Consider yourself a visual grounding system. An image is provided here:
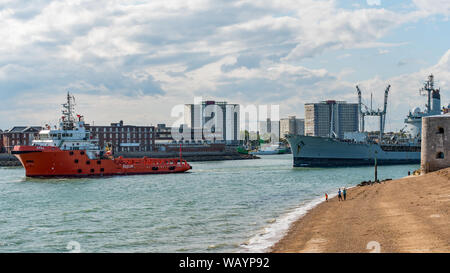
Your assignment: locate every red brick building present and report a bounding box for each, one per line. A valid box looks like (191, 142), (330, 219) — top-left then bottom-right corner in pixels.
(85, 121), (156, 152)
(1, 122), (227, 154)
(2, 126), (42, 153)
(155, 124), (172, 141)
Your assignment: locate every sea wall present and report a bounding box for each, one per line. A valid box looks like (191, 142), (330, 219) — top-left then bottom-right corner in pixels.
(0, 151), (258, 167)
(421, 114), (450, 173)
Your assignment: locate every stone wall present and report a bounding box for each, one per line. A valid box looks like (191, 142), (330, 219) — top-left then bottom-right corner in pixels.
(421, 115), (450, 173)
(0, 153), (21, 166)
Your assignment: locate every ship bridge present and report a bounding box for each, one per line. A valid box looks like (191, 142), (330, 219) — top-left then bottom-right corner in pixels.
(31, 92), (101, 158)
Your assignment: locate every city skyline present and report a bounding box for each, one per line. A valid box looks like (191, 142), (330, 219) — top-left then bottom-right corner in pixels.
(0, 0), (449, 131)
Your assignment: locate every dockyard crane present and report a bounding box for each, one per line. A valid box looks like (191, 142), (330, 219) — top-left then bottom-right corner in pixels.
(356, 85), (364, 132)
(381, 85), (390, 138)
(356, 84), (390, 142)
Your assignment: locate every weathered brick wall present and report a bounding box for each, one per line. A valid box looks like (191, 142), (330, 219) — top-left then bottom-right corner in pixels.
(421, 115), (450, 173)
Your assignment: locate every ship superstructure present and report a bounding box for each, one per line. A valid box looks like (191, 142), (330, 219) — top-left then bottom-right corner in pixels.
(287, 74), (443, 167)
(12, 93), (192, 177)
(32, 93), (102, 158)
(403, 74), (441, 140)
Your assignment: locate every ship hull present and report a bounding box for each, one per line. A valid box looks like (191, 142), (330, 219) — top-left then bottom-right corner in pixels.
(287, 135), (420, 167)
(293, 157), (420, 167)
(12, 146), (191, 177)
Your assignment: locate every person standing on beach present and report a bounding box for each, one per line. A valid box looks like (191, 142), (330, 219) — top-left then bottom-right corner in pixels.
(338, 188), (342, 201)
(343, 188), (347, 201)
(325, 193), (328, 202)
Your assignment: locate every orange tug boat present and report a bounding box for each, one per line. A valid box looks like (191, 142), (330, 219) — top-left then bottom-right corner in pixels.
(12, 93), (192, 177)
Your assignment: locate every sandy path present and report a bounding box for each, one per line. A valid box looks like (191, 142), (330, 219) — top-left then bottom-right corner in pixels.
(271, 168), (450, 253)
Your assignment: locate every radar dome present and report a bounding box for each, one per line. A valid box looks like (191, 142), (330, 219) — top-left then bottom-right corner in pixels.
(413, 107), (421, 114)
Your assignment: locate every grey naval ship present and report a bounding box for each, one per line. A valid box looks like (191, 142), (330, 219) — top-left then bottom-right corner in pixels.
(287, 74), (445, 167)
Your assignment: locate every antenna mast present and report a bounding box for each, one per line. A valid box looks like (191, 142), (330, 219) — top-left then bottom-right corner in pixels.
(61, 92), (76, 130)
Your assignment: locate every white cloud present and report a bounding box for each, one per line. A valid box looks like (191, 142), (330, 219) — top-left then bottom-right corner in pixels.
(412, 0), (450, 16)
(367, 0), (381, 6)
(0, 0), (448, 129)
(355, 49), (450, 131)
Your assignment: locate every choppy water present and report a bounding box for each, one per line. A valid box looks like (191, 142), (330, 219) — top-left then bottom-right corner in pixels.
(0, 155), (418, 253)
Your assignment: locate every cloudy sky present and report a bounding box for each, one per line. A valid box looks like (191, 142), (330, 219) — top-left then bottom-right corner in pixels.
(0, 0), (449, 131)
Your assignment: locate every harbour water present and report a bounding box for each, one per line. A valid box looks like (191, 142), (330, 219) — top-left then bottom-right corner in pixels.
(0, 154), (418, 253)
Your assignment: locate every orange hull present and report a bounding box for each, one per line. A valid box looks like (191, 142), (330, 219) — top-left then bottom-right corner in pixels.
(12, 146), (192, 177)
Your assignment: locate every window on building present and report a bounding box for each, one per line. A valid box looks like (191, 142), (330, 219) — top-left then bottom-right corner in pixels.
(437, 127), (444, 134)
(436, 152), (445, 159)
